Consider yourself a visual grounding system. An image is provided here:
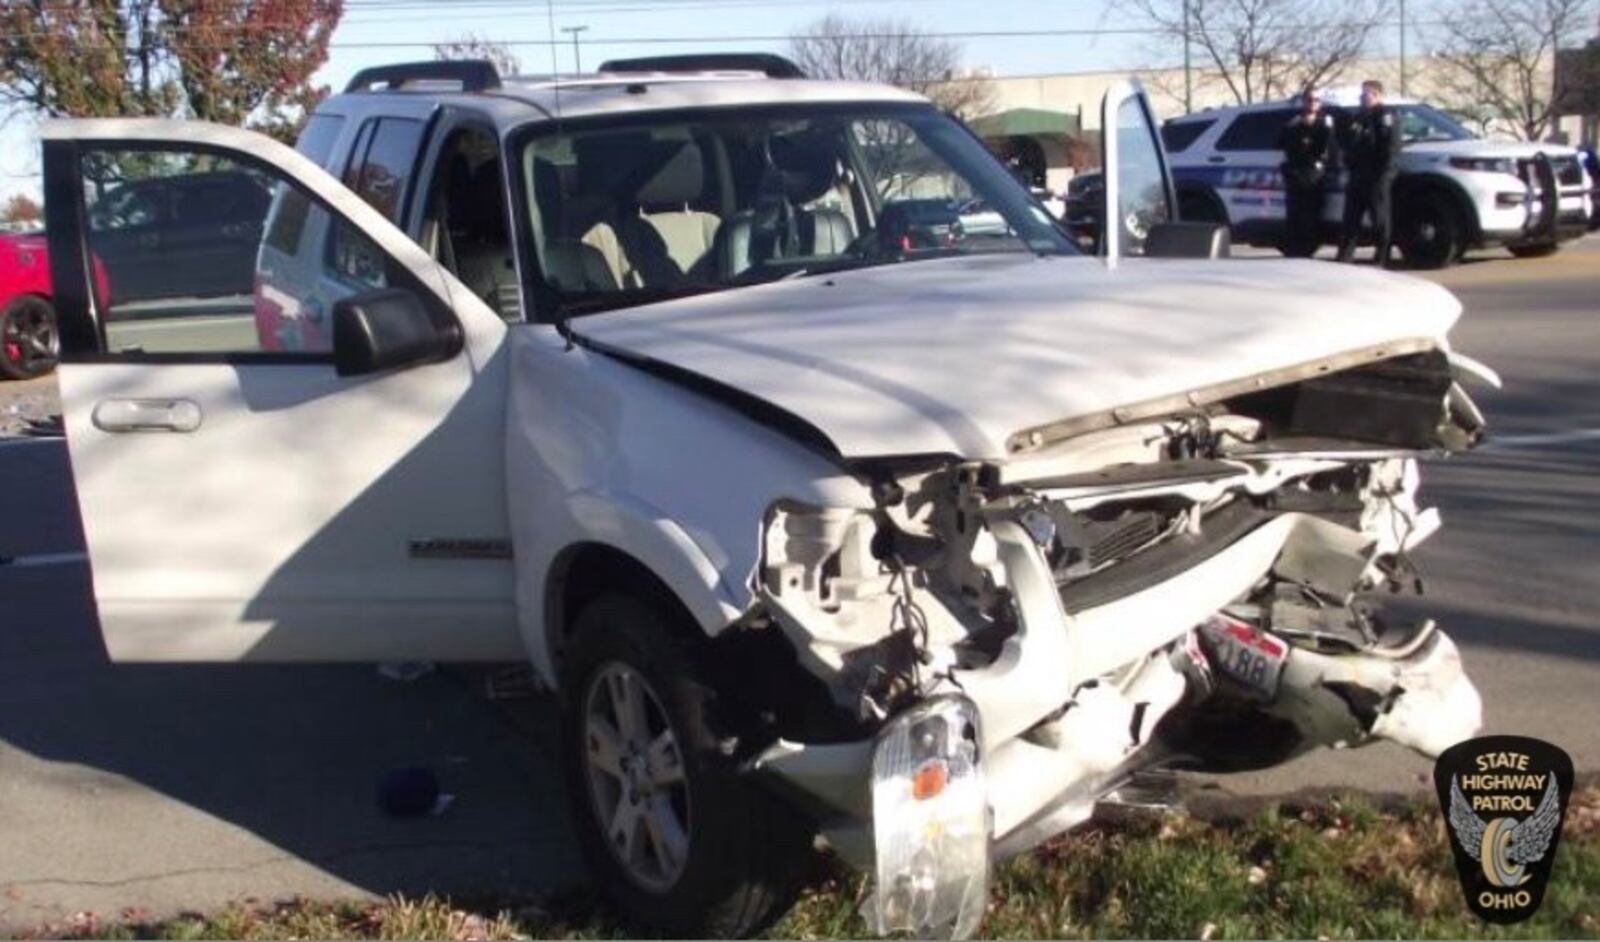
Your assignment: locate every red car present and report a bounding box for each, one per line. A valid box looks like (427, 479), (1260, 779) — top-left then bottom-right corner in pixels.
(0, 230), (59, 380)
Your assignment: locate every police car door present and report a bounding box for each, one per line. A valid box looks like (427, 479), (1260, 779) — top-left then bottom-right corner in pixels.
(1100, 81), (1178, 261)
(1208, 106), (1297, 233)
(41, 119), (520, 663)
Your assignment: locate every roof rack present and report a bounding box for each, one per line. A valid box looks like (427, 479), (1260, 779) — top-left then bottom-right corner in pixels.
(345, 60), (502, 94)
(596, 53), (806, 79)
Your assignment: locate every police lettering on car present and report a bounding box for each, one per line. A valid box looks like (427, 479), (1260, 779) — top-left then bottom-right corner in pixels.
(1337, 79), (1403, 266)
(1277, 87), (1336, 258)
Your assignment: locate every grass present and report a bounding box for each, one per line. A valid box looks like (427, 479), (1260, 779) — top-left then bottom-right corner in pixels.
(24, 784), (1600, 940)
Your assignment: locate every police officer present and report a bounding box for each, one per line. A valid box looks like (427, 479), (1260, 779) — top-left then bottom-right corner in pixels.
(1337, 79), (1402, 265)
(1278, 87), (1336, 258)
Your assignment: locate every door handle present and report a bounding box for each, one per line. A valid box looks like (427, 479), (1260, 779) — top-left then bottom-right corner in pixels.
(92, 398), (203, 433)
(1208, 156), (1227, 164)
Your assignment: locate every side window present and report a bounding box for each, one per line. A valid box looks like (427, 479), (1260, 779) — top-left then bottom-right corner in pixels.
(1160, 119), (1214, 154)
(80, 145), (420, 356)
(1112, 94), (1173, 255)
(423, 126), (520, 320)
(329, 117), (425, 292)
(347, 117), (425, 222)
(295, 113), (347, 169)
(263, 114), (347, 257)
(1216, 110), (1295, 151)
(87, 183), (164, 232)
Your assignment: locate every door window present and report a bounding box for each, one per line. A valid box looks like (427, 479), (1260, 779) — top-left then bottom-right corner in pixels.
(1111, 95), (1173, 254)
(1160, 119), (1215, 154)
(1215, 110), (1296, 151)
(346, 117), (425, 222)
(78, 146), (406, 356)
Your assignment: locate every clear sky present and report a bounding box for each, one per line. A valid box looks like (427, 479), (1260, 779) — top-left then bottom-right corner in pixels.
(0, 0), (1420, 202)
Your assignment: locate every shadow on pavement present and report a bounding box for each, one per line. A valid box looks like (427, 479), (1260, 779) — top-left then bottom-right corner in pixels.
(0, 441), (585, 927)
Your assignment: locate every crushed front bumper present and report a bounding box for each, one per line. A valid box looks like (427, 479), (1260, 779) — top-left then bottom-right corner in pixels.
(755, 509), (1482, 870)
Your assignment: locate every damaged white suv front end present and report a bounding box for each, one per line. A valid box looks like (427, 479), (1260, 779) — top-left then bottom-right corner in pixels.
(747, 345), (1486, 936)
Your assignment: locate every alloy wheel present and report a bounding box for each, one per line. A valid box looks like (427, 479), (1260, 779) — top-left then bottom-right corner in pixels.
(2, 300), (58, 377)
(581, 662), (692, 892)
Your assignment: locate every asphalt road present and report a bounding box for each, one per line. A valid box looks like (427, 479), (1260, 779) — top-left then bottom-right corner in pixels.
(2, 238), (1598, 930)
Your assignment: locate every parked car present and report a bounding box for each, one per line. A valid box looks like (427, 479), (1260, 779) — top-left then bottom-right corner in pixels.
(1162, 90), (1595, 267)
(1063, 169), (1105, 250)
(0, 231), (59, 380)
(37, 59), (1488, 939)
(0, 170), (267, 380)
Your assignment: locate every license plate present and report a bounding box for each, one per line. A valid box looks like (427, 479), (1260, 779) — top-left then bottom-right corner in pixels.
(1199, 615), (1288, 700)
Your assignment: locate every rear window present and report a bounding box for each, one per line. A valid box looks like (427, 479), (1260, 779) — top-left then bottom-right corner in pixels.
(265, 114), (348, 254)
(1160, 119), (1214, 154)
(295, 113), (346, 169)
(1215, 110), (1295, 151)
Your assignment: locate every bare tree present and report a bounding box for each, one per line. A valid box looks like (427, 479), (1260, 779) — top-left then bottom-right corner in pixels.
(789, 14), (994, 117)
(1133, 0), (1391, 105)
(1432, 0), (1595, 140)
(434, 33), (521, 78)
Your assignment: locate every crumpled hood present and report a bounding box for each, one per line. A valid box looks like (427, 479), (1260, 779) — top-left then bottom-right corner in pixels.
(574, 253), (1462, 460)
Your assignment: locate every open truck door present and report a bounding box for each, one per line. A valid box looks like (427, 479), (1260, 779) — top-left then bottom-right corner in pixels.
(1100, 81), (1226, 262)
(41, 119), (521, 662)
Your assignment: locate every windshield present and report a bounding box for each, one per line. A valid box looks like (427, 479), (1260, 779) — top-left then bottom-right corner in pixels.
(517, 103), (1075, 319)
(1395, 104), (1476, 144)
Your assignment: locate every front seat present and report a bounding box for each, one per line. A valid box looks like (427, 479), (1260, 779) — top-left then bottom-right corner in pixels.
(449, 158), (520, 319)
(721, 129), (855, 277)
(628, 141), (722, 284)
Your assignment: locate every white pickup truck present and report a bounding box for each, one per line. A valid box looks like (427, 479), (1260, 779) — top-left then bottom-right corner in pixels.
(38, 56), (1488, 938)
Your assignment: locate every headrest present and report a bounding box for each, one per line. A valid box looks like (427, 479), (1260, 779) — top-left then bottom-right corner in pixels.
(636, 141), (705, 207)
(574, 133), (653, 194)
(770, 129), (841, 204)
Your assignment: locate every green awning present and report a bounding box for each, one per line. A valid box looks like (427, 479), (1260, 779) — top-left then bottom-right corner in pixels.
(968, 108), (1081, 139)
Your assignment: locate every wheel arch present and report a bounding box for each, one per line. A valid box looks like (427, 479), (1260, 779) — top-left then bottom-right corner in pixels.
(539, 530), (743, 690)
(1176, 182), (1230, 225)
(1395, 173), (1482, 244)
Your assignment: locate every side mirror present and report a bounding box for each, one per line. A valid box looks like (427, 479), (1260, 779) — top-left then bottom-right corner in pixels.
(1144, 221), (1231, 259)
(333, 288), (462, 377)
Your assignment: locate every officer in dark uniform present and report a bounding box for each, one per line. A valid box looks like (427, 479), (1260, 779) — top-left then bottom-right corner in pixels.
(1277, 87), (1336, 257)
(1337, 79), (1403, 265)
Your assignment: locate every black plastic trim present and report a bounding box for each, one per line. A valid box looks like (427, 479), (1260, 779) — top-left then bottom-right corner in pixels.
(60, 351), (336, 366)
(1059, 500), (1275, 614)
(41, 139), (100, 356)
(346, 60), (501, 94)
(597, 53), (806, 79)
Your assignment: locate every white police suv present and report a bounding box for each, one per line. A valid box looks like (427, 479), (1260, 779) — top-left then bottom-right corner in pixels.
(1163, 89), (1596, 267)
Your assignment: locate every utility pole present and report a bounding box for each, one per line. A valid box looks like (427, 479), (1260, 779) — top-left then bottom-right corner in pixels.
(1183, 0), (1193, 113)
(562, 25), (590, 74)
(1398, 0), (1407, 96)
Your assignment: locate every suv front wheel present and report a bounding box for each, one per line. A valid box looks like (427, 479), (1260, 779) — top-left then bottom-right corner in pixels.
(559, 592), (812, 937)
(1396, 192), (1464, 269)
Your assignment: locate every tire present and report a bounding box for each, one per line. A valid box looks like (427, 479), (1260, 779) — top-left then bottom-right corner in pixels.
(559, 593), (811, 937)
(1508, 242), (1560, 258)
(1178, 189), (1226, 225)
(0, 295), (58, 381)
(1395, 193), (1463, 270)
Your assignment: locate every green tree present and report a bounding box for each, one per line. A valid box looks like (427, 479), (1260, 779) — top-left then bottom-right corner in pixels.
(0, 0), (343, 141)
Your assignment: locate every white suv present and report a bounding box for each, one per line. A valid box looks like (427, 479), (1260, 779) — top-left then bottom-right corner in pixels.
(1164, 90), (1595, 267)
(37, 61), (1488, 938)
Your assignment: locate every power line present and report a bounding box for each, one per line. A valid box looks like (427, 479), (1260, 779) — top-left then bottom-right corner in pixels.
(2, 19), (1462, 46)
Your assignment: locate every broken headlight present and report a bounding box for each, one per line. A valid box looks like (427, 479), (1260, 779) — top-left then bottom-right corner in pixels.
(870, 695), (990, 939)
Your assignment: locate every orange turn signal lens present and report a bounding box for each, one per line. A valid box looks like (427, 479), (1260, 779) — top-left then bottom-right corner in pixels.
(911, 759), (949, 801)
